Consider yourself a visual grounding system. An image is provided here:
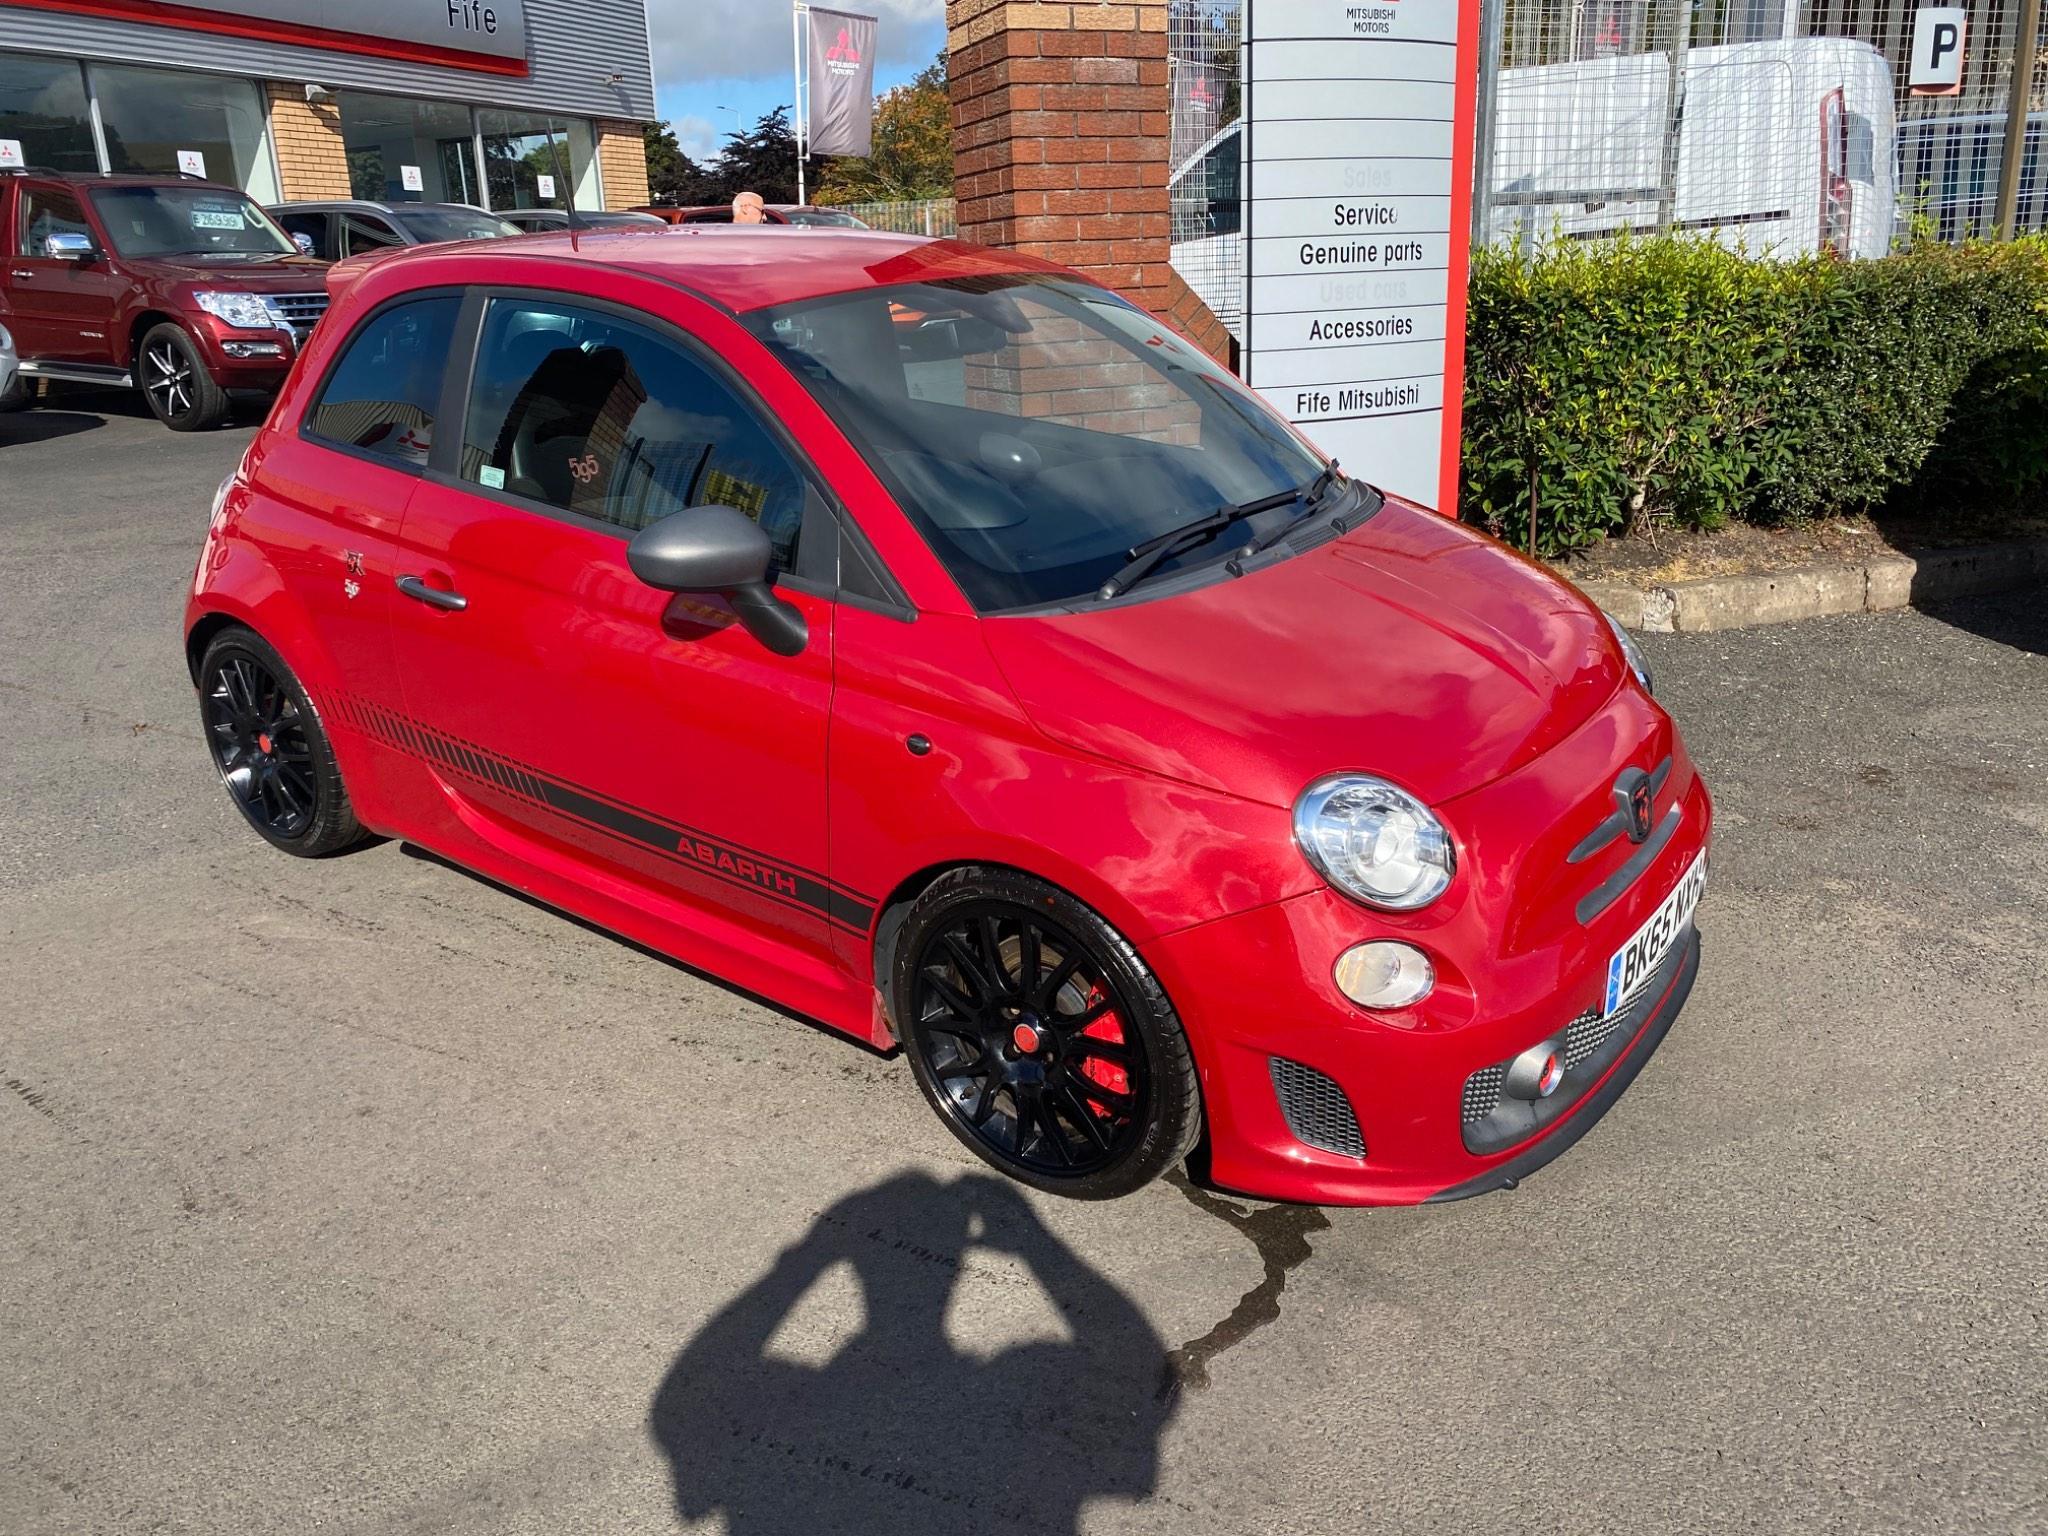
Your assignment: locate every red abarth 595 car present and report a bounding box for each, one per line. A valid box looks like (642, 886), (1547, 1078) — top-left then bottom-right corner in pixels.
(183, 228), (1710, 1206)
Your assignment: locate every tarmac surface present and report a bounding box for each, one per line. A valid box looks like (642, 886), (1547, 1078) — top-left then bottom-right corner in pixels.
(4, 391), (2044, 1534)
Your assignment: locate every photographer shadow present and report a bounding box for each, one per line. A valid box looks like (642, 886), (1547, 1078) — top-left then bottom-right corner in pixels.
(649, 1170), (1173, 1534)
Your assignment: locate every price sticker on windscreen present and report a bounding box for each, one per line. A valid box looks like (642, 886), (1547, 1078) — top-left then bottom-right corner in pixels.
(400, 164), (424, 192)
(536, 174), (556, 200)
(0, 138), (23, 170)
(177, 148), (206, 178)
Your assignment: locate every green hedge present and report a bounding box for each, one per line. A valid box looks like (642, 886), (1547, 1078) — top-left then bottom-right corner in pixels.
(1460, 234), (2048, 555)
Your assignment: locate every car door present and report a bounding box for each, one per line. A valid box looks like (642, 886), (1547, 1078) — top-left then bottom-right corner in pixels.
(8, 181), (123, 364)
(388, 289), (845, 972)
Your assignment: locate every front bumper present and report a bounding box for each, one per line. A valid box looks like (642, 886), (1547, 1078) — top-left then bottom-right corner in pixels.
(1140, 691), (1711, 1207)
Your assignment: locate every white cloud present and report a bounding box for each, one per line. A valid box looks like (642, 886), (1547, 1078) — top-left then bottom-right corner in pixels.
(646, 0), (944, 86)
(668, 113), (722, 160)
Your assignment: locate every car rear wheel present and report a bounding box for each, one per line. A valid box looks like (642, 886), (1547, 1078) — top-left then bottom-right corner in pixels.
(894, 868), (1201, 1199)
(197, 627), (365, 857)
(139, 322), (231, 431)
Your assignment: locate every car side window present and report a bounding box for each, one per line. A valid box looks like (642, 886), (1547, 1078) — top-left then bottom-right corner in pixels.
(342, 214), (404, 256)
(459, 298), (805, 570)
(20, 186), (92, 256)
(683, 210), (732, 224)
(275, 210), (328, 255)
(306, 295), (461, 467)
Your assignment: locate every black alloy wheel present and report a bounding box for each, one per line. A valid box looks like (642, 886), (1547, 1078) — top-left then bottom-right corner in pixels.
(897, 869), (1201, 1198)
(139, 322), (231, 431)
(196, 628), (365, 857)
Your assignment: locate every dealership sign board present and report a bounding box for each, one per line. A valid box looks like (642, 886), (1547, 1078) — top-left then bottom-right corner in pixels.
(1242, 0), (1480, 512)
(7, 0), (529, 73)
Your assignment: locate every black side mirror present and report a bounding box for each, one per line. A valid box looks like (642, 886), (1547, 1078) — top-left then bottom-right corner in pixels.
(627, 503), (808, 657)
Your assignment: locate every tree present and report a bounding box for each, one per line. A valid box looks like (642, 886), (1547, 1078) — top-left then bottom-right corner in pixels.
(718, 106), (800, 205)
(814, 53), (952, 205)
(642, 119), (725, 206)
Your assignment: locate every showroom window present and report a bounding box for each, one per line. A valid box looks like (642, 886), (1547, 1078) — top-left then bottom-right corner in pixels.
(337, 92), (482, 205)
(0, 53), (98, 173)
(90, 62), (278, 203)
(478, 110), (599, 213)
(0, 54), (278, 200)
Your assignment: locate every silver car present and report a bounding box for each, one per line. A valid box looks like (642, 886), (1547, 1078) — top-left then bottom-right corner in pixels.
(0, 321), (18, 409)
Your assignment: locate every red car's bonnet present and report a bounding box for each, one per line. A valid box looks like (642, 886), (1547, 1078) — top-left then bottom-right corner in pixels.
(979, 498), (1625, 809)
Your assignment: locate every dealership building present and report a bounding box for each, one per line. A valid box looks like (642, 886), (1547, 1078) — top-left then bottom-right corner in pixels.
(0, 0), (654, 214)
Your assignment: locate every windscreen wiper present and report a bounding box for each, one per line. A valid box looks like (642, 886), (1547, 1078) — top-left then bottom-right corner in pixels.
(1095, 467), (1337, 601)
(1231, 461), (1374, 567)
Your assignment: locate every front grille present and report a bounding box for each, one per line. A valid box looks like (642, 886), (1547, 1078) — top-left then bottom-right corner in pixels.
(1269, 1056), (1366, 1159)
(264, 291), (330, 341)
(1460, 1063), (1509, 1125)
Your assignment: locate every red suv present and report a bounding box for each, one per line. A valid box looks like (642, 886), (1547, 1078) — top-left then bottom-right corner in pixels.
(1, 171), (330, 430)
(183, 229), (1710, 1205)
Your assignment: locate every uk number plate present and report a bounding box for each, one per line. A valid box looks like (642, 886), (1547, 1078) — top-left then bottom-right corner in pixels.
(1602, 849), (1707, 1017)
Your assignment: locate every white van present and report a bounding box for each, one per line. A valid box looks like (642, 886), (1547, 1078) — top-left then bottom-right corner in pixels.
(1169, 37), (1899, 343)
(1486, 37), (1897, 259)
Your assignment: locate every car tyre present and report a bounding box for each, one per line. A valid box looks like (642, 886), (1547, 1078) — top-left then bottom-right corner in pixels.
(0, 370), (32, 412)
(893, 867), (1202, 1199)
(197, 626), (366, 857)
(139, 321), (231, 431)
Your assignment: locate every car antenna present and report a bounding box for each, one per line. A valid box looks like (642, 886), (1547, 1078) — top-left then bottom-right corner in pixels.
(545, 118), (578, 248)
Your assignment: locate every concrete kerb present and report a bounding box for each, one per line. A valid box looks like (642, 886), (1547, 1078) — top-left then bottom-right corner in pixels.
(1575, 539), (2048, 633)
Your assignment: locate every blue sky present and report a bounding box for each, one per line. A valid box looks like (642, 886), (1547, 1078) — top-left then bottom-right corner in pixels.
(646, 0), (947, 161)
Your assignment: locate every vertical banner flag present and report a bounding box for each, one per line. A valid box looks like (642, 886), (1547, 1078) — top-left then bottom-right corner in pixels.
(1170, 56), (1223, 173)
(807, 8), (879, 156)
(1241, 0), (1481, 513)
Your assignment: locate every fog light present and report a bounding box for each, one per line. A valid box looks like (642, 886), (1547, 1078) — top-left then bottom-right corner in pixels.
(1504, 1038), (1568, 1101)
(1333, 941), (1434, 1009)
(221, 340), (284, 358)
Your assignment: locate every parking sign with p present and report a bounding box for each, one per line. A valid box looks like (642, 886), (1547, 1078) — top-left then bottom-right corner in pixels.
(1910, 7), (1967, 95)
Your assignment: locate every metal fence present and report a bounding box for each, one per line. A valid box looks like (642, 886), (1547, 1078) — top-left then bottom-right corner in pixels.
(1163, 0), (2047, 347)
(821, 197), (957, 236)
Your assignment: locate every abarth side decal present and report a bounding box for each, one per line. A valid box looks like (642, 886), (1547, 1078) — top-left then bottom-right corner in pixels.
(321, 690), (875, 933)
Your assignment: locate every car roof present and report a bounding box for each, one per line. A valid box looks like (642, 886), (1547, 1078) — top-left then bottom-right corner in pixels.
(7, 170), (245, 191)
(363, 226), (1072, 313)
(266, 199), (488, 215)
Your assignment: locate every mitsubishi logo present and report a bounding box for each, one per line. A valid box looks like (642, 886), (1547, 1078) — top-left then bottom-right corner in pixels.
(826, 26), (860, 62)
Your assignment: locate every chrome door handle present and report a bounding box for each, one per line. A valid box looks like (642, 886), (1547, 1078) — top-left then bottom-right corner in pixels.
(395, 574), (467, 611)
(10, 270), (32, 279)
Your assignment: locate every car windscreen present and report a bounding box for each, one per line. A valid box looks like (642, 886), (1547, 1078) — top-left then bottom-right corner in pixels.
(88, 186), (297, 259)
(782, 209), (866, 227)
(743, 276), (1323, 611)
(391, 207), (522, 242)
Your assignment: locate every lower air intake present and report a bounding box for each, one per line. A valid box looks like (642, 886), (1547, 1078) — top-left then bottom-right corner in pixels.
(1269, 1056), (1366, 1159)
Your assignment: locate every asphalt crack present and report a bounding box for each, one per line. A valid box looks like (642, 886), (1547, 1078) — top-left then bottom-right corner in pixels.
(1156, 1172), (1329, 1403)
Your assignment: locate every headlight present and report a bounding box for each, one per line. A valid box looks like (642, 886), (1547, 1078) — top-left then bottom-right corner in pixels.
(1293, 774), (1456, 910)
(194, 291), (277, 329)
(1604, 611), (1653, 695)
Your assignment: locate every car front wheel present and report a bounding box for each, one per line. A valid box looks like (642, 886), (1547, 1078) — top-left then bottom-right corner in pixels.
(139, 322), (231, 431)
(197, 626), (366, 857)
(893, 868), (1202, 1199)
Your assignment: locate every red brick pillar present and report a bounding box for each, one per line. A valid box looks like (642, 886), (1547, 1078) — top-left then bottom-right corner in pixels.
(948, 0), (1232, 366)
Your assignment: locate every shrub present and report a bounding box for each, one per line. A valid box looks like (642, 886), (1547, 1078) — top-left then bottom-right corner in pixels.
(1460, 233), (2048, 556)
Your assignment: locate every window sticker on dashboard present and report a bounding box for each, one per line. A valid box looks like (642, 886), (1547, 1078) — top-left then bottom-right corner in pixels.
(191, 207), (247, 230)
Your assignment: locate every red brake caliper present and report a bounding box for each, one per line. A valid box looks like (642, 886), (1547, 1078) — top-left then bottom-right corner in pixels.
(1075, 983), (1130, 1114)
